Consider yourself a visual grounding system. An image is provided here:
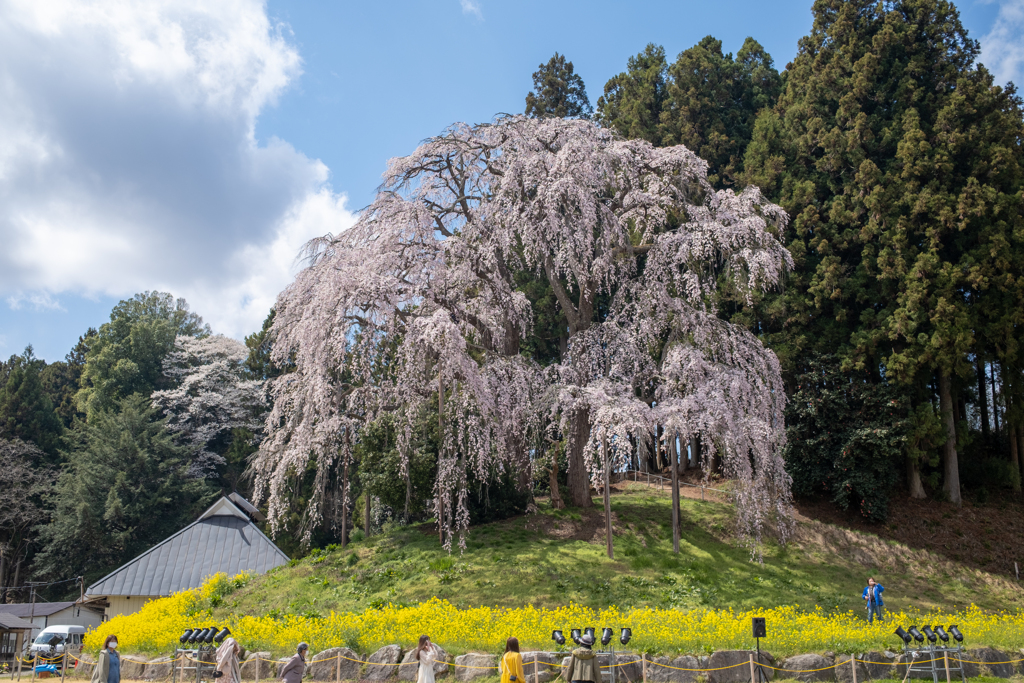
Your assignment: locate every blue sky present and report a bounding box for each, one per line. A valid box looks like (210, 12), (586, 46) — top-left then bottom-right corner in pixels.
(0, 0), (1019, 363)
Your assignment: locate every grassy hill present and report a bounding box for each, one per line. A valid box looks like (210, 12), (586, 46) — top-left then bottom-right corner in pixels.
(217, 482), (1023, 621)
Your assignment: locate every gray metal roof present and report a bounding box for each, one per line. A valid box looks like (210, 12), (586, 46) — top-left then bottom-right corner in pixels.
(0, 602), (77, 618)
(86, 496), (289, 598)
(0, 613), (36, 630)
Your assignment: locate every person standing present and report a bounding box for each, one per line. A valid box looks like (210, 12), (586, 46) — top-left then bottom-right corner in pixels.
(413, 636), (438, 683)
(90, 635), (120, 683)
(563, 634), (599, 683)
(216, 637), (242, 683)
(500, 638), (524, 683)
(862, 577), (885, 623)
(280, 643), (308, 683)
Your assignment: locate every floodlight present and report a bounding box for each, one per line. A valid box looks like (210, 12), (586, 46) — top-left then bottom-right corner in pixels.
(584, 628), (595, 639)
(180, 630), (193, 644)
(552, 630), (565, 646)
(908, 626), (924, 643)
(601, 628), (613, 646)
(570, 629), (582, 645)
(948, 625), (963, 643)
(934, 626), (949, 643)
(894, 627), (912, 644)
(620, 629), (632, 646)
(922, 626), (937, 643)
(214, 628), (231, 644)
(205, 628), (218, 644)
(189, 629), (202, 644)
(195, 629), (211, 644)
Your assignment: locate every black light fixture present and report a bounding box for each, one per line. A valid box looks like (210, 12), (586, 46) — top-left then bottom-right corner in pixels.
(584, 627), (595, 640)
(552, 630), (566, 646)
(921, 626), (937, 644)
(934, 626), (950, 643)
(205, 628), (219, 644)
(180, 630), (193, 644)
(198, 628), (213, 644)
(190, 629), (204, 644)
(894, 627), (912, 645)
(214, 628), (231, 644)
(948, 625), (963, 643)
(908, 626), (924, 643)
(570, 629), (582, 645)
(601, 628), (613, 646)
(620, 629), (632, 646)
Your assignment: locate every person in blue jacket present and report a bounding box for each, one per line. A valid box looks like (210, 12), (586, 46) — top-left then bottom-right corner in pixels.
(862, 577), (884, 623)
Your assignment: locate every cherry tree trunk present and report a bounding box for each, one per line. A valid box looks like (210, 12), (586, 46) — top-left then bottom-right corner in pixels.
(549, 455), (565, 509)
(341, 460), (349, 549)
(939, 372), (962, 506)
(568, 408), (594, 508)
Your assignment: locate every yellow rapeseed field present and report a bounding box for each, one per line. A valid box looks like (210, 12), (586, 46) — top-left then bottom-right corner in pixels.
(85, 574), (1024, 658)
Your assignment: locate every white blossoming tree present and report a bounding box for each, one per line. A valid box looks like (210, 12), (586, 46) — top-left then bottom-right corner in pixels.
(253, 115), (794, 553)
(152, 334), (265, 478)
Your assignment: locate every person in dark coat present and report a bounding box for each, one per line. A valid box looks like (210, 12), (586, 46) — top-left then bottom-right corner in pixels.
(280, 642), (308, 683)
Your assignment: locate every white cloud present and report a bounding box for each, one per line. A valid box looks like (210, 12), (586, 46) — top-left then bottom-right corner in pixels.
(0, 0), (357, 339)
(460, 0), (483, 19)
(980, 0), (1024, 87)
(6, 291), (66, 312)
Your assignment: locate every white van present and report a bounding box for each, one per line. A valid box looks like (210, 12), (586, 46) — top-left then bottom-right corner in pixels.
(28, 626), (87, 657)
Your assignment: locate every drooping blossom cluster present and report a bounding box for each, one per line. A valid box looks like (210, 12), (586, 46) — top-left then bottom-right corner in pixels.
(151, 334), (265, 477)
(253, 115), (794, 551)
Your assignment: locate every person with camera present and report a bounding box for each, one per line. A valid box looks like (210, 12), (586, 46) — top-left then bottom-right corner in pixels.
(563, 634), (599, 683)
(862, 577), (885, 624)
(500, 637), (525, 683)
(216, 636), (242, 683)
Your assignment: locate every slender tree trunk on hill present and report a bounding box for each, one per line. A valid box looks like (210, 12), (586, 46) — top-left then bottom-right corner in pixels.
(549, 454), (565, 509)
(568, 407), (594, 507)
(1009, 424), (1021, 493)
(602, 433), (613, 559)
(341, 460), (349, 549)
(978, 357), (990, 436)
(991, 363), (1000, 436)
(365, 488), (371, 537)
(939, 373), (962, 506)
(907, 455), (927, 499)
(670, 431), (680, 554)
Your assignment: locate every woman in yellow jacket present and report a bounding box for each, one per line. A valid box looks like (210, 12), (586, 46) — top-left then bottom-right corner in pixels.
(500, 637), (525, 683)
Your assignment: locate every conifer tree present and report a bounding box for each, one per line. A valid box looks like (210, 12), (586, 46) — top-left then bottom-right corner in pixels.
(744, 0), (1024, 505)
(525, 53), (592, 119)
(0, 347), (63, 460)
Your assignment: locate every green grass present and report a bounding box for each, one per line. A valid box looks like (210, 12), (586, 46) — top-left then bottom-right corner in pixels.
(216, 485), (1023, 620)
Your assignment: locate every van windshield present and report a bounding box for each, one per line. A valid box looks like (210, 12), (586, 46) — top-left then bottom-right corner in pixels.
(34, 633), (63, 645)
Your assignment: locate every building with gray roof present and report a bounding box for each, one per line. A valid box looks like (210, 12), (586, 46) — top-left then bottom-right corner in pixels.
(85, 494), (289, 619)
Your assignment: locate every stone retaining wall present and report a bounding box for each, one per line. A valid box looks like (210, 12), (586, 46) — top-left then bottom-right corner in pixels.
(57, 646), (1024, 682)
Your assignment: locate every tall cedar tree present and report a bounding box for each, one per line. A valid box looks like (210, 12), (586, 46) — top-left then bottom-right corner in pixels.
(597, 37), (781, 187)
(744, 0), (1024, 505)
(40, 330), (94, 428)
(76, 292), (210, 419)
(34, 395), (214, 583)
(0, 347), (63, 460)
(525, 53), (593, 119)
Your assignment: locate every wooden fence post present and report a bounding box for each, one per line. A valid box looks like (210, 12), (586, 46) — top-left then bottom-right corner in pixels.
(641, 654), (647, 683)
(748, 654), (756, 683)
(336, 651), (341, 683)
(944, 653), (951, 683)
(852, 656), (857, 683)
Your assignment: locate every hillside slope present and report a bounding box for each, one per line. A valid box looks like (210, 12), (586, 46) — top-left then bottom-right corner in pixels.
(216, 484), (1022, 621)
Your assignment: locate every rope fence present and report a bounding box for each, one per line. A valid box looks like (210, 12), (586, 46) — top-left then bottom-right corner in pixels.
(7, 649), (1023, 680)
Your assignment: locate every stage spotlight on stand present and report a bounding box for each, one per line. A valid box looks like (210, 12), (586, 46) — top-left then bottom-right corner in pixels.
(620, 629), (632, 646)
(214, 628), (231, 644)
(584, 628), (595, 641)
(570, 629), (582, 645)
(205, 628), (219, 644)
(935, 626), (950, 643)
(949, 625), (963, 643)
(552, 630), (566, 646)
(908, 626), (924, 643)
(922, 626), (937, 644)
(180, 630), (193, 644)
(601, 629), (613, 646)
(894, 627), (912, 645)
